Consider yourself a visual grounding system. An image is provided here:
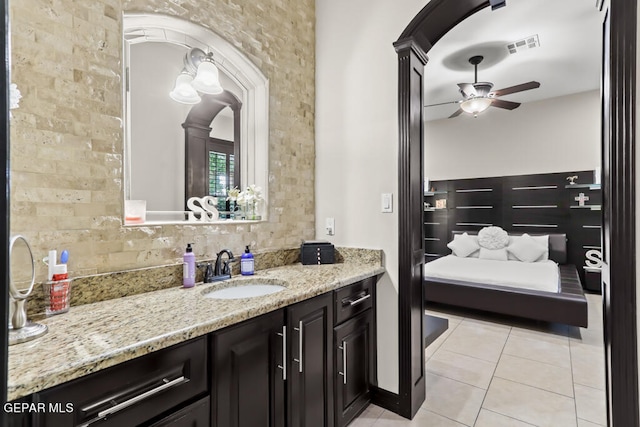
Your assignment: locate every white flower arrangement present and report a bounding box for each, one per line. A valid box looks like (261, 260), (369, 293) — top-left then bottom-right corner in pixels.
(236, 184), (264, 220)
(9, 83), (22, 118)
(226, 186), (240, 202)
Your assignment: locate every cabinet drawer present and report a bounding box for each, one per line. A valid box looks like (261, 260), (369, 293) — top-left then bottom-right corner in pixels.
(334, 277), (374, 325)
(37, 337), (207, 427)
(148, 396), (209, 427)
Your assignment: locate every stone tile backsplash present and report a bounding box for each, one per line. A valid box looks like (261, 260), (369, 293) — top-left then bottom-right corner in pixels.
(28, 247), (382, 317)
(9, 0), (316, 281)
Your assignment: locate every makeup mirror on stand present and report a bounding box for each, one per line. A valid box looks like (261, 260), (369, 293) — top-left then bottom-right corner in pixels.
(8, 235), (47, 345)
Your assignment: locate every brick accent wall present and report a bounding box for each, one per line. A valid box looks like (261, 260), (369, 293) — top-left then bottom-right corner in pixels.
(9, 0), (315, 281)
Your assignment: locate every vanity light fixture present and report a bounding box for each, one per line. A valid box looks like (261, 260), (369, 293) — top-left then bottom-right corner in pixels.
(169, 70), (202, 104)
(460, 96), (492, 118)
(169, 47), (224, 104)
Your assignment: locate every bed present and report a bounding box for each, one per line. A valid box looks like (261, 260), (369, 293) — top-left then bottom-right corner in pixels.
(424, 232), (588, 328)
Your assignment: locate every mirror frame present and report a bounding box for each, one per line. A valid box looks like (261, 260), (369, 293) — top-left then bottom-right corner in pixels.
(123, 13), (270, 224)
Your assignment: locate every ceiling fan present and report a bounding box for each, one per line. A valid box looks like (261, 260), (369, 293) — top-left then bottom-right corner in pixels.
(425, 55), (541, 118)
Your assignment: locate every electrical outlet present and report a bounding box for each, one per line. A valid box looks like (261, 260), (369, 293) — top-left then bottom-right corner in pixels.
(326, 217), (335, 235)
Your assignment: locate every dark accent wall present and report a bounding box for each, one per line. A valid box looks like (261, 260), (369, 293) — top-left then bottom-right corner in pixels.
(424, 170), (601, 288)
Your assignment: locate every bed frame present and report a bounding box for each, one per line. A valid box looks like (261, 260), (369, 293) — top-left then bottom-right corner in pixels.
(424, 232), (588, 328)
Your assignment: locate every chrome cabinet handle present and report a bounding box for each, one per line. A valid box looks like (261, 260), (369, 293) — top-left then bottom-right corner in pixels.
(277, 325), (287, 381)
(79, 376), (187, 426)
(338, 341), (348, 384)
(293, 321), (303, 373)
(349, 293), (371, 306)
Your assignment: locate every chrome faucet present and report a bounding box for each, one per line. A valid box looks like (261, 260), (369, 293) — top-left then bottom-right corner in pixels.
(213, 249), (235, 281)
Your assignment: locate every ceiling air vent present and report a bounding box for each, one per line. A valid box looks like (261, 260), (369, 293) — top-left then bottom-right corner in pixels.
(507, 34), (540, 54)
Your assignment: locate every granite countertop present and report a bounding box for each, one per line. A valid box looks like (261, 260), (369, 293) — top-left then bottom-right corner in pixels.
(8, 262), (385, 401)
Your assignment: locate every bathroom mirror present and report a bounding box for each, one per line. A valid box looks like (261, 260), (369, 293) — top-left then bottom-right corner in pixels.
(123, 14), (269, 224)
(9, 235), (35, 297)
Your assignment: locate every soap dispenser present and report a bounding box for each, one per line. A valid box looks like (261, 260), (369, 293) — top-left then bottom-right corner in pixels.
(240, 245), (254, 276)
(183, 243), (196, 288)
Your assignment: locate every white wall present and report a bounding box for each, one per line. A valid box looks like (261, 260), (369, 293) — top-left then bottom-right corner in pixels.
(424, 90), (601, 180)
(315, 0), (427, 393)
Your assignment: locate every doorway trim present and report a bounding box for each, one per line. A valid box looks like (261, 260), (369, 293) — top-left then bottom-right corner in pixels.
(1, 0), (10, 423)
(394, 0), (638, 423)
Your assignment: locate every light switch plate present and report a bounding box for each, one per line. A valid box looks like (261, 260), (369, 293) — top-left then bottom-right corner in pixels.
(381, 193), (393, 213)
(326, 217), (335, 235)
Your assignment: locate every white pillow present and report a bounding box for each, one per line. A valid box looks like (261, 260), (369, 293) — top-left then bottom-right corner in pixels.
(478, 226), (509, 249)
(507, 234), (547, 262)
(479, 247), (508, 261)
(447, 233), (480, 258)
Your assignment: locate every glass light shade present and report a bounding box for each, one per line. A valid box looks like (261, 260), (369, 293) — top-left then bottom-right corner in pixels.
(191, 61), (224, 95)
(460, 97), (492, 115)
(169, 73), (201, 104)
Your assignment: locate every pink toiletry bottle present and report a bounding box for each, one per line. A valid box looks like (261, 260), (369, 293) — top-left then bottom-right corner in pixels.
(183, 243), (196, 288)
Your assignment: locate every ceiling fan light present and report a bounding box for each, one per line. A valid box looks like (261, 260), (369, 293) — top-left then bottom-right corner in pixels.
(191, 60), (224, 95)
(460, 97), (492, 115)
(169, 72), (201, 104)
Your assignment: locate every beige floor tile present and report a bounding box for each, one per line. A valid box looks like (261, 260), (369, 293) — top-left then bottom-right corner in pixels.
(502, 333), (571, 368)
(510, 323), (570, 345)
(570, 328), (605, 349)
(474, 409), (536, 426)
(440, 323), (509, 363)
(494, 354), (574, 397)
(351, 404), (385, 426)
(460, 316), (512, 332)
(427, 349), (496, 389)
(421, 372), (485, 426)
(373, 408), (466, 426)
(586, 297), (603, 331)
(570, 344), (606, 390)
(426, 324), (458, 360)
(350, 416), (377, 427)
(483, 377), (577, 427)
(578, 418), (606, 427)
(574, 384), (607, 426)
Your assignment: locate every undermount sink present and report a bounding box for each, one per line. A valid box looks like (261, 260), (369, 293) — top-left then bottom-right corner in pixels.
(203, 282), (286, 299)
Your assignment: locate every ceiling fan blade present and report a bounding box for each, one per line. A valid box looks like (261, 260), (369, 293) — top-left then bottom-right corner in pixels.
(448, 108), (463, 118)
(491, 81), (540, 97)
(424, 100), (461, 108)
(491, 99), (521, 110)
(457, 83), (477, 98)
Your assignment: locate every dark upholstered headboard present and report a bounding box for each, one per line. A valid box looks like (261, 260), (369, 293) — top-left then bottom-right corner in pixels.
(451, 231), (568, 264)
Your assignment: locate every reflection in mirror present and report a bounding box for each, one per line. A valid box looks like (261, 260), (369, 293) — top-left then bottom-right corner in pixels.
(9, 236), (35, 295)
(123, 14), (269, 224)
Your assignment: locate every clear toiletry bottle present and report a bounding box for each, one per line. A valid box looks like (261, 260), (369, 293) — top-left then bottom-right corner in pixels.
(183, 243), (196, 287)
(241, 245), (254, 275)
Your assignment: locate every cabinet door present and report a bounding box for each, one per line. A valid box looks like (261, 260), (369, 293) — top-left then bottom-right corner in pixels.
(334, 310), (374, 427)
(287, 293), (334, 427)
(212, 309), (285, 427)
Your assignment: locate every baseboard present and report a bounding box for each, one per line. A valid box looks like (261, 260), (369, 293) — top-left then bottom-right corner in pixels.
(370, 386), (400, 414)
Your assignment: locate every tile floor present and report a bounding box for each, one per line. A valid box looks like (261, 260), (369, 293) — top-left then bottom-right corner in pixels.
(353, 293), (606, 427)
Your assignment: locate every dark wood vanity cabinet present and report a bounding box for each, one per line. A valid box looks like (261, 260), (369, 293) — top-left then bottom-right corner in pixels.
(211, 293), (334, 427)
(9, 276), (378, 427)
(211, 309), (286, 427)
(287, 293), (334, 427)
(333, 277), (376, 427)
(35, 337), (208, 427)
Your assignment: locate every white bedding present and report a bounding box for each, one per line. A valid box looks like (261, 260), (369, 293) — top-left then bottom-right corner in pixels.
(424, 255), (559, 293)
